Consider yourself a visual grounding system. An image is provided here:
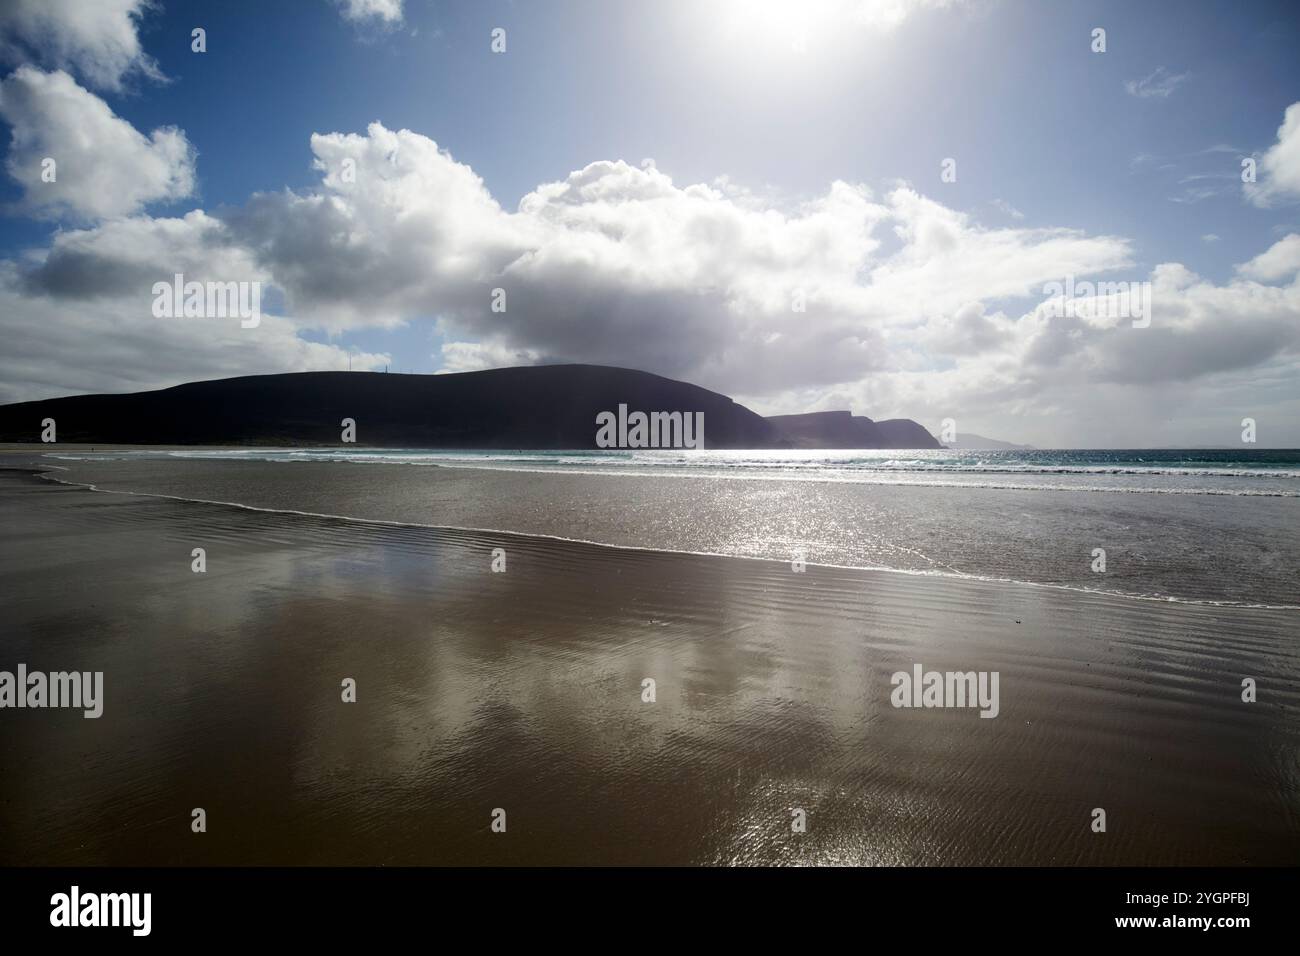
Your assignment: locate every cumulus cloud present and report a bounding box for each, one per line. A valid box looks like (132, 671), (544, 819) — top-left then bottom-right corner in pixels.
(1245, 101), (1300, 207)
(0, 268), (388, 405)
(21, 211), (262, 301)
(922, 301), (1011, 355)
(0, 67), (195, 221)
(1018, 261), (1300, 387)
(1236, 233), (1300, 282)
(332, 0), (404, 26)
(223, 123), (525, 331)
(0, 208), (384, 403)
(1, 120), (1297, 447)
(743, 254), (1300, 446)
(214, 125), (1130, 396)
(0, 0), (162, 92)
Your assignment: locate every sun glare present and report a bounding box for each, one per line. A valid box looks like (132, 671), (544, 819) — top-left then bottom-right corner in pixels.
(713, 0), (847, 55)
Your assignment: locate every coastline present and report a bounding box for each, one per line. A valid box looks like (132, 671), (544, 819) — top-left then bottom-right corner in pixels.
(13, 449), (1300, 607)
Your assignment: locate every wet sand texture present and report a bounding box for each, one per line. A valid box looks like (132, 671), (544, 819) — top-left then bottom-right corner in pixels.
(1, 472), (1297, 865)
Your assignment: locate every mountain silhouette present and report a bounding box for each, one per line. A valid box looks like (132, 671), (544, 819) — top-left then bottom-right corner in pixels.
(0, 365), (942, 449)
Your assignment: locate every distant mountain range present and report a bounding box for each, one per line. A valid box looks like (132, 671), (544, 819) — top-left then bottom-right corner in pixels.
(0, 365), (943, 449)
(944, 432), (1034, 450)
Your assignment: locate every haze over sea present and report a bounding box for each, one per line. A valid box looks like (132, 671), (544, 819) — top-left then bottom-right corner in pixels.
(42, 448), (1300, 608)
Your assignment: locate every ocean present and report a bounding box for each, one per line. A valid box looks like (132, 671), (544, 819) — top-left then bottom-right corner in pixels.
(90, 446), (1300, 493)
(41, 448), (1300, 607)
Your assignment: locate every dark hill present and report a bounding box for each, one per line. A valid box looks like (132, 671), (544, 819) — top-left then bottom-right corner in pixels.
(0, 365), (941, 449)
(0, 365), (776, 448)
(765, 410), (942, 449)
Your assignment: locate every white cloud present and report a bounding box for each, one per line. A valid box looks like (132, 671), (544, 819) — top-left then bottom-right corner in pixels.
(21, 210), (264, 300)
(0, 208), (388, 404)
(1245, 101), (1300, 207)
(744, 258), (1300, 444)
(0, 272), (388, 407)
(333, 0), (404, 26)
(0, 67), (195, 221)
(215, 125), (1135, 396)
(0, 0), (162, 92)
(1017, 261), (1300, 387)
(1125, 67), (1191, 99)
(224, 123), (524, 332)
(2, 121), (1298, 446)
(438, 341), (542, 374)
(1236, 233), (1300, 282)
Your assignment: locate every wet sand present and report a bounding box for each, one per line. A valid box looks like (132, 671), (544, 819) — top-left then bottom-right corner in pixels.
(1, 468), (1297, 865)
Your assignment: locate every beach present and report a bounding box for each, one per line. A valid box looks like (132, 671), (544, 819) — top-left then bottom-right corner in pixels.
(1, 457), (1297, 865)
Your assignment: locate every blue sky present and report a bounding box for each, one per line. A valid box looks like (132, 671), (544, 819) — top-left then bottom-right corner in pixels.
(1, 0), (1298, 445)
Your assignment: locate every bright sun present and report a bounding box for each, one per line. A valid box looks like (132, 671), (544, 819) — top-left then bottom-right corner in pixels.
(713, 0), (848, 55)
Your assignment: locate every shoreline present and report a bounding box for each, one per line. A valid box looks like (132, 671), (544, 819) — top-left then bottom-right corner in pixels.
(11, 462), (1298, 612)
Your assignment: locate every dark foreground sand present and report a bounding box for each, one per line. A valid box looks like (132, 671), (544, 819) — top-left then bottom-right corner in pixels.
(0, 468), (1297, 865)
